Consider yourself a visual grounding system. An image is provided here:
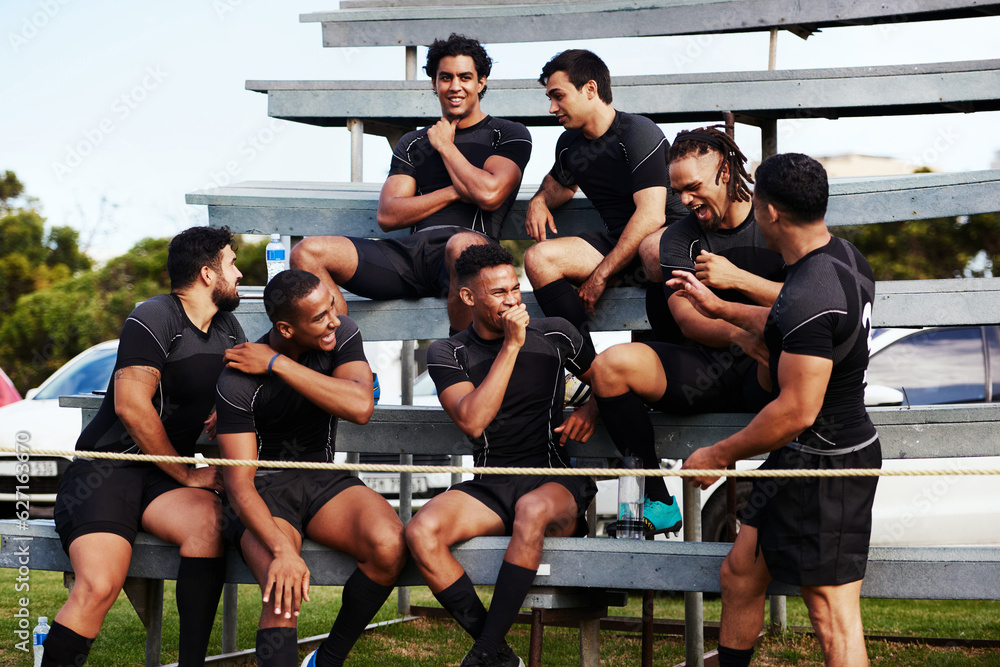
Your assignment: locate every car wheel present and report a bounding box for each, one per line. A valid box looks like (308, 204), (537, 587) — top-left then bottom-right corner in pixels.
(700, 480), (751, 543)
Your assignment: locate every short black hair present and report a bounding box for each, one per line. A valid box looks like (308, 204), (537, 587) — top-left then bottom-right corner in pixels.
(167, 226), (235, 290)
(455, 244), (514, 285)
(424, 33), (492, 99)
(263, 269), (321, 324)
(754, 153), (829, 224)
(538, 49), (612, 104)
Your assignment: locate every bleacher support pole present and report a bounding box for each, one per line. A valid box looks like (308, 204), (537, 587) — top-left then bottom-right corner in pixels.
(683, 487), (704, 667)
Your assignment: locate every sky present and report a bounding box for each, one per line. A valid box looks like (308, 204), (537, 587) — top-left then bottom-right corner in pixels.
(2, 0), (1000, 260)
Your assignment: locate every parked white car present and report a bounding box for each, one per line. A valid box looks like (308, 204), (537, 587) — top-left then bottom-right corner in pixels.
(0, 340), (119, 507)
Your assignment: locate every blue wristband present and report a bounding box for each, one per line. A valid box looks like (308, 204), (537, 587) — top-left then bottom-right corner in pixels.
(268, 353), (281, 375)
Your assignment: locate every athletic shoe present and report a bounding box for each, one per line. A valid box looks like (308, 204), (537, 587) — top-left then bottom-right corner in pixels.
(373, 372), (381, 405)
(300, 650), (317, 667)
(497, 642), (525, 667)
(643, 496), (682, 536)
(564, 372), (592, 407)
(460, 646), (501, 667)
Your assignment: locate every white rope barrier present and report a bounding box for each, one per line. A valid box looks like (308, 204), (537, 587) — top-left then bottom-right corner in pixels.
(4, 447), (1000, 478)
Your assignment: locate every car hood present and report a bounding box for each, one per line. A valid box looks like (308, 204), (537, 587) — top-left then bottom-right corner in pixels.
(0, 399), (82, 455)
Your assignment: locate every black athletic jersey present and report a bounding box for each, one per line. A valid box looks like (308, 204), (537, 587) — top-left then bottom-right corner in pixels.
(388, 115), (532, 239)
(550, 110), (685, 238)
(427, 318), (595, 470)
(76, 294), (245, 458)
(214, 316), (368, 464)
(765, 236), (878, 451)
(660, 208), (787, 307)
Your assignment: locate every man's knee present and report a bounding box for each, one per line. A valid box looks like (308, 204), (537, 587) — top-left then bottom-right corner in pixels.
(71, 571), (123, 613)
(445, 232), (489, 265)
(404, 512), (446, 558)
(180, 496), (224, 553)
(367, 523), (407, 577)
(513, 494), (567, 538)
(289, 236), (323, 269)
(590, 344), (635, 395)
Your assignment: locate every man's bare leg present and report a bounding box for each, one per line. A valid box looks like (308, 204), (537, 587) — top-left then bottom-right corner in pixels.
(524, 237), (604, 329)
(290, 236), (360, 315)
(718, 526), (771, 654)
(801, 580), (868, 667)
(445, 232), (491, 331)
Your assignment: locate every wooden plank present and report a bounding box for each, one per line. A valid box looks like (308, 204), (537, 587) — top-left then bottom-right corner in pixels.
(185, 170), (1000, 238)
(247, 59), (1000, 128)
(301, 0), (1000, 48)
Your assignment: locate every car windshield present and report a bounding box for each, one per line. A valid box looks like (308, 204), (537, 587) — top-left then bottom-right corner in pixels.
(33, 347), (118, 400)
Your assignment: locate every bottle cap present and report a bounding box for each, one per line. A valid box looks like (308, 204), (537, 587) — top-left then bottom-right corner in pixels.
(38, 617), (47, 624)
(270, 233), (281, 242)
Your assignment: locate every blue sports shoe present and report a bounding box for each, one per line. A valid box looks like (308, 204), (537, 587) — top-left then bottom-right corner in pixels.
(301, 649), (317, 667)
(643, 496), (682, 536)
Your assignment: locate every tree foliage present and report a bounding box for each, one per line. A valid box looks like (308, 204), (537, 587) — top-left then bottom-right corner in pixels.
(834, 212), (1000, 281)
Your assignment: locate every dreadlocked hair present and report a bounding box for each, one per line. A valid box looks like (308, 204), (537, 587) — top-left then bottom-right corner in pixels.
(668, 125), (753, 203)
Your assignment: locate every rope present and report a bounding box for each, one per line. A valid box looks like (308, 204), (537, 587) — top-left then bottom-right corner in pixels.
(5, 446), (1000, 478)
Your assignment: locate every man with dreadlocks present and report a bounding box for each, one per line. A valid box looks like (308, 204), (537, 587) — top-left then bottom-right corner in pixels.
(589, 126), (786, 537)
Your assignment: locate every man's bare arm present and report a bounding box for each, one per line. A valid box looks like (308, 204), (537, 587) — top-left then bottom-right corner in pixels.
(577, 186), (667, 314)
(526, 174), (578, 242)
(376, 174), (462, 232)
(682, 353), (832, 488)
(114, 366), (221, 489)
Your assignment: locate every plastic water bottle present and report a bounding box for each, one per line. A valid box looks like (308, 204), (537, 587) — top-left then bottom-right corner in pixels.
(33, 617), (49, 667)
(616, 457), (645, 539)
(265, 233), (287, 282)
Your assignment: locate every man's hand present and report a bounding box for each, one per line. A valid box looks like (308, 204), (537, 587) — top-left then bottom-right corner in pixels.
(554, 398), (598, 445)
(526, 196), (557, 242)
(224, 342), (279, 375)
(183, 465), (223, 492)
(427, 117), (459, 153)
(681, 445), (730, 490)
(733, 328), (770, 366)
(501, 304), (529, 349)
(578, 273), (607, 315)
(204, 412), (218, 440)
(667, 270), (727, 320)
(694, 251), (743, 291)
(262, 552), (311, 619)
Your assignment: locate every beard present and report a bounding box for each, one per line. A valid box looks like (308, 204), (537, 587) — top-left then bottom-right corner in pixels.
(212, 280), (241, 312)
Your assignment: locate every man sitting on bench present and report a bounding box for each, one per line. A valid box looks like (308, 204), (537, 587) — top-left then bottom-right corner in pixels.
(677, 153), (881, 667)
(215, 270), (406, 667)
(524, 48), (687, 337)
(48, 226), (246, 667)
(291, 33), (532, 333)
(405, 244), (598, 667)
(589, 127), (786, 537)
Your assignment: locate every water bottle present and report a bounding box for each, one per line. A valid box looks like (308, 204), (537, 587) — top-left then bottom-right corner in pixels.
(616, 457), (645, 539)
(265, 233), (287, 282)
(33, 616), (49, 667)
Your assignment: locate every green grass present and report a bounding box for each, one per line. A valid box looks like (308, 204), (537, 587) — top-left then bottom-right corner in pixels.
(2, 572), (998, 666)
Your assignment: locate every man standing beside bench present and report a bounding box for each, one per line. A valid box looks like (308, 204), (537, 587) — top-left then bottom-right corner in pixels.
(47, 226), (246, 666)
(406, 244), (598, 667)
(291, 33), (531, 333)
(524, 49), (687, 336)
(676, 153), (880, 667)
(589, 127), (785, 537)
(215, 269), (406, 667)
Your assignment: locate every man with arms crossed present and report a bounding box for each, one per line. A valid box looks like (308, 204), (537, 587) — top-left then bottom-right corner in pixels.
(524, 49), (687, 335)
(48, 226), (245, 666)
(675, 153), (880, 666)
(405, 244), (598, 667)
(215, 270), (406, 667)
(588, 127), (786, 537)
(292, 33), (531, 333)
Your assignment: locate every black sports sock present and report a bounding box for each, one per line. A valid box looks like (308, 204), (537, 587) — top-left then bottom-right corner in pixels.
(40, 621), (94, 667)
(594, 392), (671, 504)
(534, 279), (587, 330)
(717, 644), (754, 666)
(316, 568), (394, 666)
(434, 572), (488, 639)
(472, 560), (536, 657)
(176, 556), (226, 666)
(645, 280), (683, 343)
(255, 627), (298, 667)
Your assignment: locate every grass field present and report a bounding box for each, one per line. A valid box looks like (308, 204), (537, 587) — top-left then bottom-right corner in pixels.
(1, 571), (998, 666)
